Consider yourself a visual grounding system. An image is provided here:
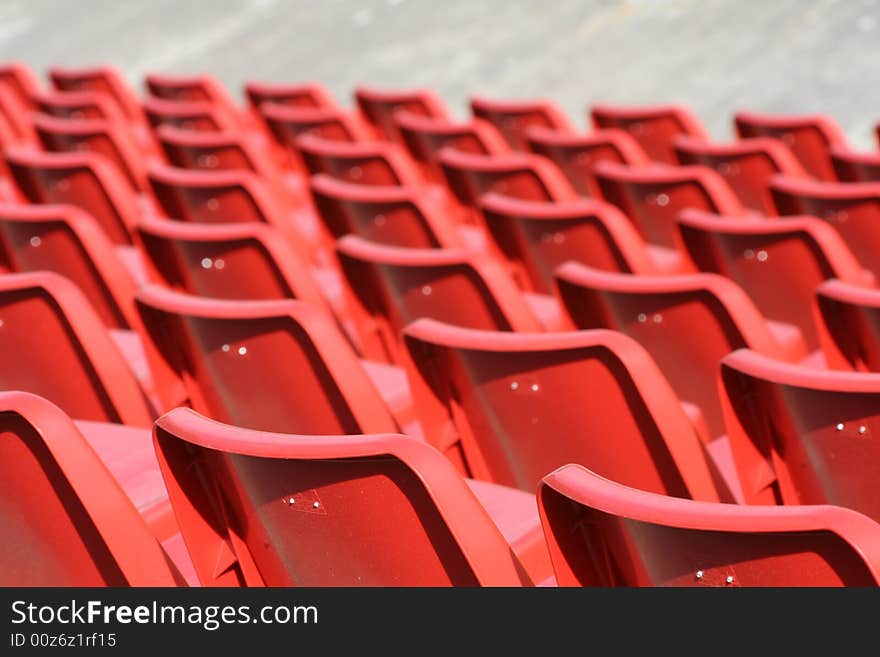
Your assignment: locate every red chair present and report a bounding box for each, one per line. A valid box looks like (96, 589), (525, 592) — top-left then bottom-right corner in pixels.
(0, 83), (36, 143)
(354, 86), (451, 142)
(524, 127), (650, 197)
(0, 61), (40, 108)
(478, 193), (674, 295)
(135, 215), (328, 311)
(153, 406), (550, 586)
(143, 96), (237, 132)
(49, 65), (144, 123)
(677, 209), (872, 353)
(0, 391), (183, 586)
(135, 284), (398, 434)
(336, 235), (546, 362)
(734, 110), (848, 181)
(770, 175), (880, 279)
(244, 81), (338, 111)
(34, 89), (128, 124)
(146, 72), (239, 115)
(395, 112), (510, 182)
(591, 103), (709, 164)
(539, 463), (880, 586)
(296, 133), (423, 187)
(5, 146), (141, 245)
(555, 263), (807, 440)
(403, 319), (720, 499)
(815, 279), (880, 371)
(470, 96), (575, 151)
(0, 203), (140, 330)
(830, 146), (880, 183)
(310, 174), (463, 248)
(0, 271), (153, 426)
(33, 113), (148, 192)
(674, 136), (807, 215)
(592, 160), (745, 253)
(720, 348), (880, 521)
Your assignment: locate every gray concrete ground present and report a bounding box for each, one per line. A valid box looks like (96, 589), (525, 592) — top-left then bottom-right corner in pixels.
(1, 0), (879, 146)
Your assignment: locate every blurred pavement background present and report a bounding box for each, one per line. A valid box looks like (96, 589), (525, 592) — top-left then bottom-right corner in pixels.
(1, 0), (878, 146)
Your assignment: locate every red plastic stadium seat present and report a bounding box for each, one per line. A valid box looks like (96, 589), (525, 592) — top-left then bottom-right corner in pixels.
(0, 83), (36, 143)
(5, 146), (141, 245)
(556, 263), (807, 439)
(770, 175), (880, 279)
(135, 215), (328, 311)
(524, 127), (651, 197)
(355, 86), (451, 142)
(245, 81), (338, 111)
(143, 96), (236, 132)
(0, 271), (153, 425)
(153, 407), (549, 586)
(830, 146), (880, 183)
(592, 160), (746, 253)
(146, 72), (239, 114)
(478, 193), (674, 295)
(674, 136), (807, 215)
(591, 103), (710, 164)
(438, 148), (579, 214)
(815, 279), (880, 371)
(34, 89), (128, 124)
(335, 235), (546, 361)
(539, 463), (880, 586)
(403, 319), (720, 499)
(720, 348), (880, 520)
(0, 203), (141, 329)
(310, 174), (463, 248)
(470, 96), (576, 151)
(0, 61), (40, 108)
(135, 284), (399, 433)
(0, 391), (183, 586)
(734, 110), (847, 181)
(677, 209), (872, 352)
(296, 133), (423, 187)
(395, 112), (510, 182)
(33, 113), (148, 192)
(49, 65), (144, 122)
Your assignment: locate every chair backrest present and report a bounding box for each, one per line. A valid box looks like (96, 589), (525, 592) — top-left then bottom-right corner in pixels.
(5, 146), (139, 245)
(143, 96), (235, 132)
(538, 463), (880, 586)
(769, 175), (880, 279)
(555, 263), (804, 438)
(674, 136), (807, 215)
(310, 174), (460, 248)
(245, 81), (337, 110)
(35, 89), (128, 124)
(719, 348), (880, 519)
(49, 65), (143, 122)
(135, 284), (397, 433)
(296, 133), (422, 187)
(815, 279), (880, 371)
(0, 61), (40, 108)
(592, 160), (745, 249)
(830, 146), (880, 183)
(135, 215), (327, 310)
(591, 103), (710, 164)
(438, 148), (578, 214)
(395, 112), (510, 182)
(153, 407), (527, 586)
(734, 110), (848, 181)
(403, 318), (719, 499)
(0, 82), (36, 142)
(677, 209), (870, 350)
(479, 192), (660, 294)
(0, 271), (152, 425)
(0, 203), (139, 329)
(146, 73), (239, 114)
(0, 391), (180, 586)
(470, 96), (575, 151)
(525, 127), (651, 197)
(336, 235), (543, 361)
(33, 113), (147, 191)
(354, 86), (451, 142)
(259, 104), (373, 162)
